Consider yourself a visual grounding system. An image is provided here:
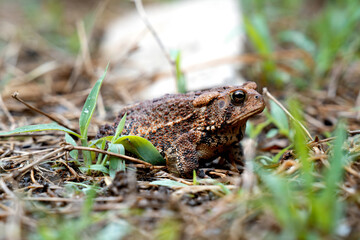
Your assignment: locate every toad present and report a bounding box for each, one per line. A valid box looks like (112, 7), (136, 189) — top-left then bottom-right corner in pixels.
(98, 82), (265, 176)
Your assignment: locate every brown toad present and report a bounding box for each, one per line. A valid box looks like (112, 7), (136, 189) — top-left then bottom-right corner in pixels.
(98, 82), (265, 176)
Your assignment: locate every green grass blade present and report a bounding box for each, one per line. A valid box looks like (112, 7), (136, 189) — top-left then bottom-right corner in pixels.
(288, 99), (313, 193)
(256, 168), (301, 237)
(0, 123), (81, 138)
(96, 138), (107, 165)
(88, 136), (114, 147)
(244, 15), (272, 55)
(79, 64), (109, 140)
(315, 121), (347, 232)
(113, 113), (127, 142)
(173, 50), (186, 94)
(65, 133), (79, 160)
(270, 100), (289, 134)
(216, 183), (232, 195)
(150, 180), (187, 188)
(88, 164), (109, 174)
(108, 143), (126, 178)
(279, 30), (316, 54)
(246, 120), (271, 139)
(324, 121), (347, 194)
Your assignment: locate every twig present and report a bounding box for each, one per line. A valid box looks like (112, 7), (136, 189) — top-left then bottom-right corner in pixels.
(11, 92), (80, 135)
(156, 171), (193, 185)
(62, 143), (153, 166)
(115, 29), (145, 65)
(9, 60), (59, 84)
(0, 177), (17, 199)
(345, 166), (360, 179)
(132, 0), (181, 88)
(171, 185), (237, 200)
(58, 159), (81, 179)
(349, 130), (360, 136)
(152, 50), (312, 81)
(0, 178), (37, 235)
(307, 137), (335, 148)
(200, 168), (240, 176)
(263, 87), (314, 141)
(133, 164), (165, 169)
(66, 0), (107, 91)
(133, 0), (174, 66)
(65, 52), (83, 92)
(327, 62), (344, 98)
(30, 169), (38, 185)
(77, 20), (93, 75)
(0, 200), (37, 229)
(7, 196), (124, 203)
(6, 147), (65, 179)
(0, 94), (16, 129)
(39, 203), (128, 214)
(0, 148), (54, 161)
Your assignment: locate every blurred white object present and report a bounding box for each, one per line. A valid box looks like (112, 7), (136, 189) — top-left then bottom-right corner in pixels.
(101, 0), (244, 98)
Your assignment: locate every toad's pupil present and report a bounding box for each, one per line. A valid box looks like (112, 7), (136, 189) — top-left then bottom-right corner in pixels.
(231, 90), (246, 104)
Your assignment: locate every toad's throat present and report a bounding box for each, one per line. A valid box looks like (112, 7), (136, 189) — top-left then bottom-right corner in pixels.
(226, 107), (264, 125)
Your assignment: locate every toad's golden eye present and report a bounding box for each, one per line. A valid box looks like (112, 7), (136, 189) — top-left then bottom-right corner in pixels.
(231, 90), (246, 105)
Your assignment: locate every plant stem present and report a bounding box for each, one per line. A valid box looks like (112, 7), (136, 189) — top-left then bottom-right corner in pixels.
(263, 88), (314, 141)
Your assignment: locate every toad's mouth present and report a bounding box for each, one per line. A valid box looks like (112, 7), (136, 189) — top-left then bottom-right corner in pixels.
(226, 106), (265, 125)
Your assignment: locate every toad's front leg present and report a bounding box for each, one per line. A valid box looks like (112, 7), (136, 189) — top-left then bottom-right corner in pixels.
(221, 142), (244, 173)
(165, 131), (203, 177)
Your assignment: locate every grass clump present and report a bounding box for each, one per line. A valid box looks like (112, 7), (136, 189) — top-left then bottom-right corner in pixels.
(249, 99), (349, 239)
(240, 0), (360, 88)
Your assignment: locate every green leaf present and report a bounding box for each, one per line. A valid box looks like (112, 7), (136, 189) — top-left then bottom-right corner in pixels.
(64, 182), (95, 197)
(171, 50), (187, 94)
(96, 138), (107, 165)
(279, 30), (316, 54)
(246, 120), (271, 139)
(255, 155), (276, 166)
(65, 133), (78, 160)
(79, 64), (108, 140)
(289, 99), (311, 175)
(244, 14), (285, 86)
(113, 113), (126, 142)
(150, 179), (187, 188)
(95, 220), (132, 240)
(88, 136), (114, 147)
(273, 145), (292, 163)
(82, 186), (97, 218)
(269, 100), (289, 134)
(244, 15), (273, 55)
(314, 121), (347, 233)
(95, 138), (107, 150)
(0, 123), (81, 138)
(114, 135), (164, 165)
(216, 183), (232, 195)
(324, 121), (347, 194)
(88, 164), (109, 174)
(108, 143), (126, 178)
(266, 128), (278, 138)
(193, 170), (198, 185)
(256, 167), (302, 236)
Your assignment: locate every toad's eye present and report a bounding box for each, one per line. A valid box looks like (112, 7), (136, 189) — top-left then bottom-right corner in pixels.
(231, 90), (246, 105)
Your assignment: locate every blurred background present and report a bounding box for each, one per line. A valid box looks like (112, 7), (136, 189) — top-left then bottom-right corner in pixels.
(0, 0), (359, 129)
